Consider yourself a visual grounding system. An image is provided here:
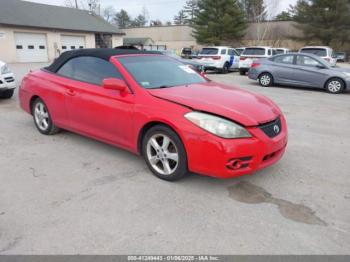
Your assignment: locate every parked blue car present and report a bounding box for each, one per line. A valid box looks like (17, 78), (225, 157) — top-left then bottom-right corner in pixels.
(248, 53), (350, 94)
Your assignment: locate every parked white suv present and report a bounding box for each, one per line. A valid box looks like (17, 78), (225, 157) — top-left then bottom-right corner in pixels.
(299, 46), (337, 66)
(197, 46), (240, 74)
(239, 46), (275, 75)
(0, 60), (16, 99)
(274, 48), (290, 55)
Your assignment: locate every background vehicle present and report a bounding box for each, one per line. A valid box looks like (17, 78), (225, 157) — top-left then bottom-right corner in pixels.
(181, 47), (193, 59)
(0, 60), (16, 99)
(19, 49), (287, 181)
(274, 48), (290, 55)
(235, 47), (246, 55)
(248, 53), (350, 94)
(334, 52), (347, 62)
(161, 50), (205, 73)
(239, 46), (275, 75)
(299, 46), (337, 66)
(196, 46), (240, 74)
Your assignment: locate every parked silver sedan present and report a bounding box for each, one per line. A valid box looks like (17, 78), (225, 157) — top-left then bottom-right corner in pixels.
(248, 53), (350, 94)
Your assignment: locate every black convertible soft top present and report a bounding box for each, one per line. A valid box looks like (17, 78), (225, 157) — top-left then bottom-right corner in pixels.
(45, 48), (161, 73)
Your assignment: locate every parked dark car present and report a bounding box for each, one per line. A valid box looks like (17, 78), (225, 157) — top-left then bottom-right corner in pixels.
(181, 47), (193, 59)
(335, 52), (347, 62)
(248, 53), (350, 94)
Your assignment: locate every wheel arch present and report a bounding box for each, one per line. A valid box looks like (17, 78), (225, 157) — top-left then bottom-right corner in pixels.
(137, 121), (184, 155)
(324, 77), (347, 90)
(258, 71), (274, 80)
(29, 95), (40, 114)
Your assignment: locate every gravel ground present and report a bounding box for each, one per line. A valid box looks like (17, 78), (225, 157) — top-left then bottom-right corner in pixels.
(0, 62), (349, 255)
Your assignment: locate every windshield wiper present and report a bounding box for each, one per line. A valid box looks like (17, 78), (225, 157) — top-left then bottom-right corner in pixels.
(151, 85), (174, 89)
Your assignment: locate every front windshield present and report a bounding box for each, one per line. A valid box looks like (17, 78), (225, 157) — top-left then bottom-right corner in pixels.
(118, 55), (207, 89)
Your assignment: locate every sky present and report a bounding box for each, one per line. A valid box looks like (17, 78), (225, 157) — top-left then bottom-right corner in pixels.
(26, 0), (297, 22)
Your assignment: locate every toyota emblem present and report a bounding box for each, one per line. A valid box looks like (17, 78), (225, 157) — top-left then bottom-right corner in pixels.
(273, 125), (280, 134)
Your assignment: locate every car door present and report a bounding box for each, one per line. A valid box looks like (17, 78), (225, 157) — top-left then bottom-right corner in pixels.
(270, 54), (297, 84)
(229, 48), (240, 69)
(292, 55), (327, 87)
(56, 56), (134, 149)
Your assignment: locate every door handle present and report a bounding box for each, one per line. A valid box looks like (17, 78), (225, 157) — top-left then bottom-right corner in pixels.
(66, 89), (76, 96)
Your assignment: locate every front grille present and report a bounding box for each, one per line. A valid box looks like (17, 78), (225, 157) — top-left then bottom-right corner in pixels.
(259, 117), (282, 138)
(4, 77), (14, 83)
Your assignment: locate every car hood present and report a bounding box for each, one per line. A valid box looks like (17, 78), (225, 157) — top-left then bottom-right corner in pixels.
(148, 82), (281, 126)
(332, 67), (350, 73)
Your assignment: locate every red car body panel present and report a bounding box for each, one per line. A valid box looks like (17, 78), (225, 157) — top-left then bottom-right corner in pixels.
(19, 54), (288, 179)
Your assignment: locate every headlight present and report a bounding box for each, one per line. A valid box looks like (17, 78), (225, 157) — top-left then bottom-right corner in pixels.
(343, 72), (350, 78)
(185, 112), (251, 139)
(1, 64), (11, 75)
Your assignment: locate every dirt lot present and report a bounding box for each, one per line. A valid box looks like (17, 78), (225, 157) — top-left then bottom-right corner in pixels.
(0, 63), (349, 254)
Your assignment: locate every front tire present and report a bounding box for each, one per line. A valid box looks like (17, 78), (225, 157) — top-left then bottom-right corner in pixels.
(0, 89), (14, 99)
(32, 98), (60, 135)
(142, 125), (188, 181)
(325, 78), (345, 94)
(258, 72), (273, 87)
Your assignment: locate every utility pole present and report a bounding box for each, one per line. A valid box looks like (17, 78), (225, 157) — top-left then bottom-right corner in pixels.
(74, 0), (78, 9)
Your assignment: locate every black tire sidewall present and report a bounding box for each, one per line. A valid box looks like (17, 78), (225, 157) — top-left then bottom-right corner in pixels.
(142, 125), (188, 181)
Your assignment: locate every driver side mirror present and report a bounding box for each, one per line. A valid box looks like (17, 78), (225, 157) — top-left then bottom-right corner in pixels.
(103, 78), (129, 93)
(316, 64), (326, 69)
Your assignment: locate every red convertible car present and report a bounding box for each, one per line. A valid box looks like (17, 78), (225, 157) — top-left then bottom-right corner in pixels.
(19, 49), (287, 181)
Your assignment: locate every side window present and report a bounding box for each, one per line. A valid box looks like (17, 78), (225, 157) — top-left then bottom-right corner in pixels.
(228, 49), (233, 56)
(267, 49), (271, 56)
(233, 49), (239, 56)
(296, 55), (321, 67)
(57, 56), (123, 85)
(221, 49), (227, 55)
(273, 55), (294, 65)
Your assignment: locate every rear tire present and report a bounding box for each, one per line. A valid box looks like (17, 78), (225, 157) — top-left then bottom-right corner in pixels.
(221, 62), (230, 74)
(325, 78), (345, 94)
(239, 70), (246, 76)
(32, 98), (60, 135)
(142, 125), (188, 181)
(0, 89), (14, 99)
(258, 72), (273, 87)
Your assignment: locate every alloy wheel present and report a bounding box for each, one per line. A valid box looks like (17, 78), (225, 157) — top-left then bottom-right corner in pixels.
(146, 134), (179, 175)
(34, 102), (50, 131)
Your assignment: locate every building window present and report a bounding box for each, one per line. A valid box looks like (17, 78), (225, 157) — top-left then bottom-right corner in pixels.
(16, 45), (23, 49)
(62, 46), (67, 50)
(79, 46), (84, 49)
(28, 45), (34, 49)
(39, 45), (45, 49)
(71, 46), (76, 49)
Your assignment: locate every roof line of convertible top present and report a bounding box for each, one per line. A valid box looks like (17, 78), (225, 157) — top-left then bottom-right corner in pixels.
(45, 48), (162, 73)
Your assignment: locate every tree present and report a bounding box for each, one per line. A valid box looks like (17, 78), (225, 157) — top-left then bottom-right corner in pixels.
(291, 0), (350, 46)
(103, 6), (116, 22)
(192, 0), (247, 45)
(113, 9), (132, 28)
(131, 14), (148, 27)
(183, 0), (199, 24)
(65, 0), (100, 14)
(239, 0), (267, 22)
(174, 10), (188, 25)
(166, 21), (172, 26)
(150, 20), (163, 26)
(275, 11), (292, 21)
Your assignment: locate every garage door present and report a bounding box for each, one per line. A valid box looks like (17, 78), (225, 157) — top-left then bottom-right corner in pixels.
(61, 35), (85, 52)
(14, 33), (48, 62)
